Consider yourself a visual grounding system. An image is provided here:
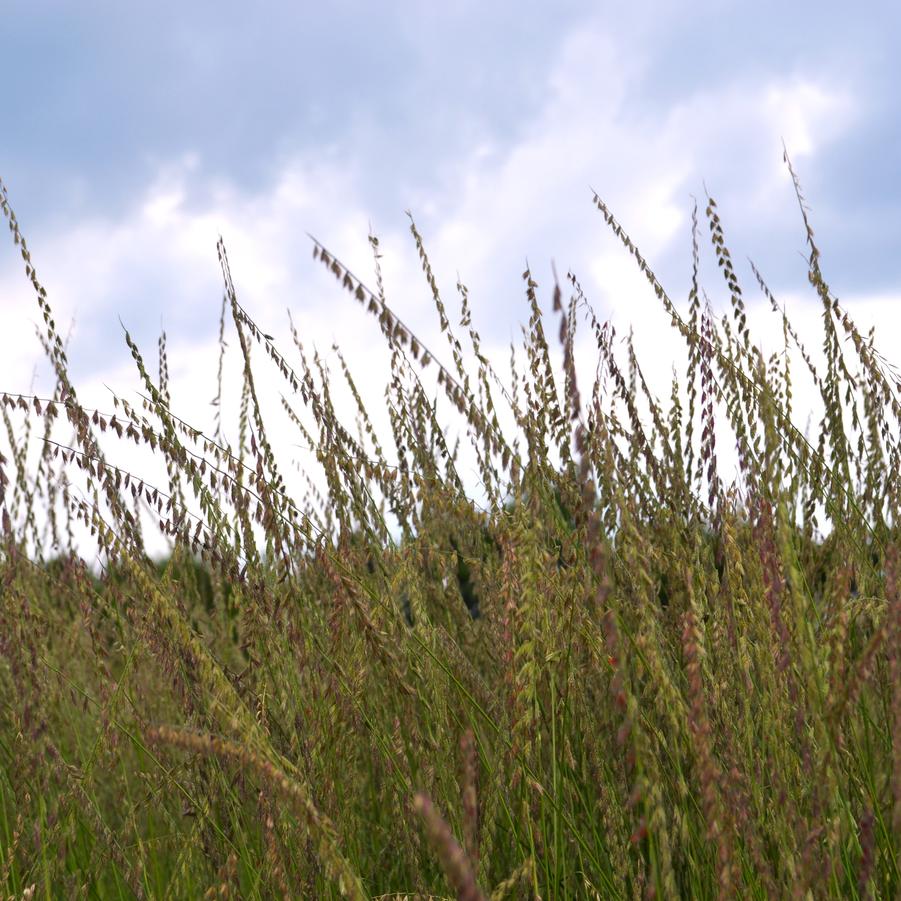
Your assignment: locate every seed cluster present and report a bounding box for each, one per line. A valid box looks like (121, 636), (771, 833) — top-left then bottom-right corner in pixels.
(0, 159), (900, 898)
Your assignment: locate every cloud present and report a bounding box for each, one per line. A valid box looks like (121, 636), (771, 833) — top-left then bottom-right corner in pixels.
(0, 9), (897, 559)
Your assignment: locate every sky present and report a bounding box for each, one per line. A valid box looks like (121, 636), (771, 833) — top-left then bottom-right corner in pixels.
(1, 2), (899, 550)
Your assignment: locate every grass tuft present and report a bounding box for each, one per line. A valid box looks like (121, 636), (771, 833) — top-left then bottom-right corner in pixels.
(1, 157), (900, 897)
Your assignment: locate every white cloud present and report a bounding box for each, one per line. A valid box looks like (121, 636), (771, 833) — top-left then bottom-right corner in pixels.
(0, 16), (893, 559)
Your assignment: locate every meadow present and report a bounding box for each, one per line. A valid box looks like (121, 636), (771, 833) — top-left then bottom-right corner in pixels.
(0, 157), (899, 899)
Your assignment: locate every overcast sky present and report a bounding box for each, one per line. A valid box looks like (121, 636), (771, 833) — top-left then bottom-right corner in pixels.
(1, 2), (899, 532)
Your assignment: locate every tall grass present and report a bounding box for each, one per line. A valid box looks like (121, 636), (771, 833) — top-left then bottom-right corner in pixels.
(0, 156), (900, 899)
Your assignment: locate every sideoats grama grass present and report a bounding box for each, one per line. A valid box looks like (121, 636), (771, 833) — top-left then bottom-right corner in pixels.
(0, 153), (900, 899)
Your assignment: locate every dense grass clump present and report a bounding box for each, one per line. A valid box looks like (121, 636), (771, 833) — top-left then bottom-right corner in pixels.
(1, 158), (900, 899)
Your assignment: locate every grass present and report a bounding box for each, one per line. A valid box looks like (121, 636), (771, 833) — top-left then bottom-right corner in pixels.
(0, 154), (900, 899)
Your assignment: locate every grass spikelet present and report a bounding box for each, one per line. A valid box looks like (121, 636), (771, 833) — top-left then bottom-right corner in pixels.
(147, 725), (366, 900)
(414, 792), (486, 901)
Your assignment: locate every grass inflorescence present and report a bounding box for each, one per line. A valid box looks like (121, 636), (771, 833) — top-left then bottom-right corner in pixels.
(1, 156), (900, 898)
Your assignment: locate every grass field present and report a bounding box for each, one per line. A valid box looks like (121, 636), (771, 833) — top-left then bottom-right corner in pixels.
(1, 158), (900, 899)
